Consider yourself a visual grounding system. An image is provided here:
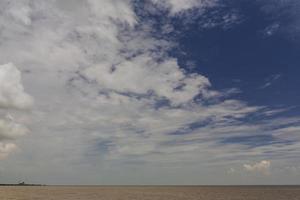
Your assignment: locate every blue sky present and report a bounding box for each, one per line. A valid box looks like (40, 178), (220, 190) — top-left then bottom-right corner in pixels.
(138, 0), (300, 108)
(179, 1), (300, 107)
(0, 0), (300, 185)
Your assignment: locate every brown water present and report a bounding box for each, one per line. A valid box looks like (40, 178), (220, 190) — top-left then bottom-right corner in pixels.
(0, 186), (300, 200)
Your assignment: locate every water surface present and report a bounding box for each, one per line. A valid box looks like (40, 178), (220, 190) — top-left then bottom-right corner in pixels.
(0, 186), (299, 200)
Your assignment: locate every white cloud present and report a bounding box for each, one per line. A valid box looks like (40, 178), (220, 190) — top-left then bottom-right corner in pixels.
(243, 160), (271, 175)
(0, 0), (298, 184)
(260, 74), (281, 89)
(0, 62), (33, 160)
(151, 0), (218, 14)
(6, 1), (32, 25)
(263, 23), (280, 36)
(0, 1), (277, 164)
(0, 63), (33, 109)
(0, 118), (28, 141)
(87, 0), (137, 26)
(0, 143), (17, 160)
(83, 54), (211, 105)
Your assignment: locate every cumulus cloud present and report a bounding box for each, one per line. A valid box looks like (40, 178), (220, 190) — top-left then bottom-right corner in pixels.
(0, 62), (33, 159)
(244, 160), (271, 175)
(0, 63), (33, 110)
(0, 63), (33, 159)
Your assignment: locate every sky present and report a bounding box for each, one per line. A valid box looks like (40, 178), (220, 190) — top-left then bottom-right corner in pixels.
(0, 0), (300, 185)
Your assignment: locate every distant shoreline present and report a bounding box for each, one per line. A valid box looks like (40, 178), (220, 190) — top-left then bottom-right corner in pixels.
(0, 184), (45, 186)
(1, 184), (299, 187)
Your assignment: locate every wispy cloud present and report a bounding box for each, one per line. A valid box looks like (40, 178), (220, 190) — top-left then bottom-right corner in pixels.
(260, 74), (281, 89)
(150, 0), (218, 14)
(262, 23), (280, 37)
(259, 0), (300, 40)
(0, 0), (298, 184)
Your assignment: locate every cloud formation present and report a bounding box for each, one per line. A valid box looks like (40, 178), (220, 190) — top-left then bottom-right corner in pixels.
(0, 0), (299, 184)
(259, 0), (300, 40)
(0, 62), (33, 159)
(0, 143), (17, 160)
(0, 118), (28, 141)
(0, 63), (33, 159)
(150, 0), (218, 14)
(0, 63), (33, 109)
(244, 160), (271, 175)
(83, 55), (212, 105)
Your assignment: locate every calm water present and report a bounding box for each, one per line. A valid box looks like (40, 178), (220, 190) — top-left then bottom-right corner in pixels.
(0, 186), (300, 200)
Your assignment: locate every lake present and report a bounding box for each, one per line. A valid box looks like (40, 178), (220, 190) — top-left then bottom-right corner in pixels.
(0, 186), (299, 200)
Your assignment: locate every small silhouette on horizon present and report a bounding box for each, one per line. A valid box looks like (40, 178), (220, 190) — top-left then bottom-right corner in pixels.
(0, 181), (44, 186)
